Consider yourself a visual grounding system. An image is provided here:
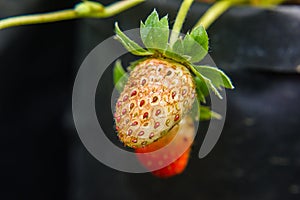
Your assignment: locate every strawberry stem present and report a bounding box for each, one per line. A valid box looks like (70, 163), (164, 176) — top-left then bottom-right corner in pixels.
(193, 0), (246, 29)
(169, 0), (194, 46)
(0, 0), (144, 30)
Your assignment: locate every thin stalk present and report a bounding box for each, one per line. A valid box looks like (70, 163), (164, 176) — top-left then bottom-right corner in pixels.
(193, 0), (233, 29)
(169, 0), (194, 46)
(0, 0), (144, 30)
(96, 0), (144, 18)
(0, 10), (78, 30)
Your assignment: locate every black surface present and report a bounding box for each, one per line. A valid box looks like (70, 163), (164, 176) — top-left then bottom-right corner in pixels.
(1, 1), (300, 200)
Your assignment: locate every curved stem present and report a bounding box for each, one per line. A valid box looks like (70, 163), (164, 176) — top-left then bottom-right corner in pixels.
(194, 0), (247, 30)
(97, 0), (144, 18)
(169, 0), (194, 46)
(194, 1), (233, 29)
(0, 10), (78, 30)
(0, 0), (144, 30)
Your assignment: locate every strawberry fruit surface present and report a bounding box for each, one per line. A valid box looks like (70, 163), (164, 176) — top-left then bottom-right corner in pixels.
(115, 58), (196, 148)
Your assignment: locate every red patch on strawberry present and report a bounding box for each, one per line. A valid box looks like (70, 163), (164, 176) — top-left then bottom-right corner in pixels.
(135, 116), (195, 178)
(152, 148), (190, 178)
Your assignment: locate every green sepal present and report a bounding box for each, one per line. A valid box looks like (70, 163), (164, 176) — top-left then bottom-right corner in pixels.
(181, 32), (207, 63)
(199, 106), (222, 121)
(113, 60), (128, 92)
(167, 25), (208, 63)
(194, 76), (209, 103)
(190, 25), (209, 54)
(115, 22), (153, 56)
(140, 9), (169, 53)
(188, 64), (223, 99)
(194, 65), (234, 90)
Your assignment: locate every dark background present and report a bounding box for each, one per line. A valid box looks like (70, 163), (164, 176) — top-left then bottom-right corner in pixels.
(1, 0), (299, 200)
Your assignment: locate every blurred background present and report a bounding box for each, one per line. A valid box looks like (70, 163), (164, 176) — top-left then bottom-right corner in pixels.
(0, 0), (300, 200)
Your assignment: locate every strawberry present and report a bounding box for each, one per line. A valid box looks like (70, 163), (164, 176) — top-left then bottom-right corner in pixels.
(113, 10), (234, 177)
(135, 115), (195, 178)
(114, 58), (196, 148)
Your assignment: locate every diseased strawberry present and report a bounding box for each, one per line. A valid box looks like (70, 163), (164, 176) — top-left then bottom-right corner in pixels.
(114, 58), (196, 148)
(113, 9), (234, 178)
(135, 116), (195, 178)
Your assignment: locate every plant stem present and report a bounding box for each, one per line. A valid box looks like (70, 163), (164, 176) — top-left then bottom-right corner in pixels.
(0, 0), (144, 30)
(169, 0), (194, 46)
(0, 10), (78, 30)
(96, 0), (144, 18)
(194, 0), (245, 29)
(194, 1), (232, 29)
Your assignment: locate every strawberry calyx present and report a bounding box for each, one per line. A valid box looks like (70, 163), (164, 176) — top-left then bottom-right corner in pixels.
(114, 9), (234, 105)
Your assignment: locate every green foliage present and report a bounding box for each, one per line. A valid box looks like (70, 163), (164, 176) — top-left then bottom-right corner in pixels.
(115, 23), (153, 56)
(140, 9), (169, 53)
(194, 76), (209, 103)
(115, 9), (210, 64)
(199, 106), (222, 121)
(194, 65), (234, 90)
(114, 9), (235, 119)
(168, 25), (209, 63)
(113, 60), (128, 92)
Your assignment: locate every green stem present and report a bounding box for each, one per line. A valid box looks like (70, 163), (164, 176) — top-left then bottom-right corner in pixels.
(96, 0), (144, 18)
(0, 10), (78, 30)
(194, 1), (233, 29)
(169, 0), (194, 46)
(0, 0), (144, 30)
(194, 0), (247, 29)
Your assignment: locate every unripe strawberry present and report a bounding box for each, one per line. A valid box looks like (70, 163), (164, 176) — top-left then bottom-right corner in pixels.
(114, 58), (196, 148)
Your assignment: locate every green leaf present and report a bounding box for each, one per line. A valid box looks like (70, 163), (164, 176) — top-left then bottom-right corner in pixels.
(182, 33), (207, 63)
(113, 60), (128, 92)
(166, 26), (208, 64)
(115, 22), (153, 56)
(190, 25), (209, 53)
(172, 38), (184, 56)
(194, 65), (234, 89)
(166, 25), (208, 64)
(164, 41), (188, 64)
(140, 9), (169, 52)
(199, 106), (222, 121)
(194, 76), (209, 103)
(188, 64), (223, 99)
